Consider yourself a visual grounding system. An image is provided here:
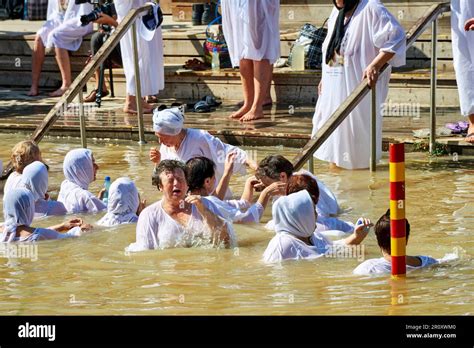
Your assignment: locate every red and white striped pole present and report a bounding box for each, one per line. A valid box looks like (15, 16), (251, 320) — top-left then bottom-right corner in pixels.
(389, 143), (406, 278)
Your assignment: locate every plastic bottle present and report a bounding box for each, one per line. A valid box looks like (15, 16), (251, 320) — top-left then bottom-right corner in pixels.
(103, 176), (111, 205)
(291, 43), (305, 71)
(211, 48), (220, 71)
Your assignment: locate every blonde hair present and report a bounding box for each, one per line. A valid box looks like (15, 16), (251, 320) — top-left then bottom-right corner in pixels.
(11, 140), (42, 173)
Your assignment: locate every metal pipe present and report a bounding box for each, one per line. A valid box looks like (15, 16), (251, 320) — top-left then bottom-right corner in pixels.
(370, 86), (377, 172)
(132, 21), (147, 145)
(430, 19), (438, 154)
(308, 156), (314, 174)
(78, 90), (87, 148)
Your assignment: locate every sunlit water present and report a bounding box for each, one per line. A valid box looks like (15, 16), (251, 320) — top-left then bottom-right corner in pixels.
(0, 133), (472, 315)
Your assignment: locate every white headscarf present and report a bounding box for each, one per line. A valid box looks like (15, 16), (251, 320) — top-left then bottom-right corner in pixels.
(63, 148), (94, 189)
(152, 107), (184, 135)
(1, 188), (35, 243)
(97, 177), (139, 227)
(272, 190), (316, 238)
(20, 161), (48, 201)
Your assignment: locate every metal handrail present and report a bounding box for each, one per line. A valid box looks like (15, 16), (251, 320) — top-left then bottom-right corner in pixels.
(293, 2), (451, 171)
(1, 4), (153, 179)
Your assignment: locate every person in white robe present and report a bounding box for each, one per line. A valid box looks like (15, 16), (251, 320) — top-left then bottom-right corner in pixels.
(353, 209), (453, 275)
(58, 148), (106, 214)
(451, 0), (474, 143)
(19, 161), (67, 218)
(149, 108), (257, 198)
(222, 0), (280, 122)
(115, 1), (165, 114)
(28, 0), (94, 97)
(4, 141), (43, 197)
(312, 0), (406, 169)
(126, 160), (237, 252)
(185, 156), (285, 224)
(1, 189), (91, 243)
(97, 177), (140, 227)
(263, 190), (372, 263)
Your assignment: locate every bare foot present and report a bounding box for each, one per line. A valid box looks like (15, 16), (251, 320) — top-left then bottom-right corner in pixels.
(143, 101), (155, 110)
(237, 98), (272, 108)
(48, 87), (68, 97)
(123, 105), (153, 114)
(465, 124), (474, 144)
(229, 104), (252, 119)
(27, 87), (39, 97)
(329, 162), (343, 171)
(239, 108), (264, 122)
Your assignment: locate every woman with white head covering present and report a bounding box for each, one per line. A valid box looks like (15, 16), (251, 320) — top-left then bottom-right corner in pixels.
(150, 108), (257, 199)
(58, 148), (106, 214)
(1, 188), (91, 243)
(97, 177), (141, 227)
(20, 161), (67, 217)
(263, 190), (372, 263)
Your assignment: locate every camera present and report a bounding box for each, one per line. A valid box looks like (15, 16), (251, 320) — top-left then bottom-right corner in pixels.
(75, 0), (114, 27)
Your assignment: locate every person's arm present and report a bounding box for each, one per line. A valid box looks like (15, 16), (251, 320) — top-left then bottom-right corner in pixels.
(240, 175), (259, 203)
(149, 147), (161, 165)
(342, 218), (372, 245)
(363, 51), (395, 88)
(48, 218), (83, 232)
(214, 152), (236, 200)
(94, 13), (119, 28)
(185, 195), (231, 247)
(257, 182), (287, 210)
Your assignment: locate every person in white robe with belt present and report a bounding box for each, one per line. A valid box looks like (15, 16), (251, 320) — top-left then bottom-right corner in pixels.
(28, 0), (94, 97)
(312, 0), (406, 169)
(451, 0), (474, 143)
(115, 0), (165, 114)
(222, 0), (280, 122)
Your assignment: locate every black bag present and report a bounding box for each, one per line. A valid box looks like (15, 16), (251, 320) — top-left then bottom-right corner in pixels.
(288, 21), (328, 70)
(27, 0), (48, 20)
(6, 0), (24, 19)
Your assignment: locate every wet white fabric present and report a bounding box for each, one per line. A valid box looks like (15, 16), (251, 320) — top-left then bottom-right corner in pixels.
(19, 161), (67, 217)
(58, 149), (106, 214)
(152, 108), (184, 135)
(44, 1), (94, 51)
(353, 256), (439, 275)
(204, 196), (263, 224)
(115, 0), (165, 96)
(97, 177), (139, 227)
(222, 0), (281, 66)
(160, 128), (248, 199)
(138, 2), (161, 41)
(451, 0), (474, 116)
(126, 199), (237, 252)
(3, 172), (22, 198)
(1, 189), (35, 243)
(296, 169), (339, 217)
(312, 0), (406, 169)
(273, 190), (316, 238)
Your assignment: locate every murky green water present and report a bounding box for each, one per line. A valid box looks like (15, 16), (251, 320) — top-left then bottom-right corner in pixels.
(0, 133), (473, 315)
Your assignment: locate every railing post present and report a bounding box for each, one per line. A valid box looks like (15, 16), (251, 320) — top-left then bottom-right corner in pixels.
(132, 21), (147, 145)
(307, 156), (314, 174)
(430, 19), (438, 154)
(78, 90), (87, 148)
(370, 85), (377, 172)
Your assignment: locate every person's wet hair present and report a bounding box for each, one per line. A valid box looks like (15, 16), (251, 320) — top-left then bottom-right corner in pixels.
(185, 156), (215, 192)
(374, 209), (411, 255)
(152, 160), (187, 188)
(257, 155), (294, 180)
(286, 174), (320, 206)
(11, 140), (41, 173)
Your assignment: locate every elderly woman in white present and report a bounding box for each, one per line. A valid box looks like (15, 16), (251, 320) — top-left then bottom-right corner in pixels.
(97, 177), (141, 227)
(126, 160), (236, 252)
(1, 189), (91, 243)
(28, 0), (94, 97)
(58, 148), (106, 214)
(149, 108), (257, 198)
(263, 190), (372, 263)
(19, 161), (67, 217)
(312, 0), (406, 169)
(222, 0), (280, 122)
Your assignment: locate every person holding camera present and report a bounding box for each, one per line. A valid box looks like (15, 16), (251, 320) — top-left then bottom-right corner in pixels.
(27, 0), (95, 97)
(115, 0), (164, 114)
(83, 1), (121, 103)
